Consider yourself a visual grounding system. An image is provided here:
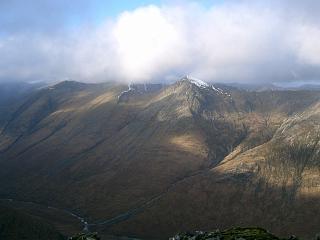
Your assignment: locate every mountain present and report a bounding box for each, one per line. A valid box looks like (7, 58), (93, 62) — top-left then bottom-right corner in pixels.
(0, 78), (319, 239)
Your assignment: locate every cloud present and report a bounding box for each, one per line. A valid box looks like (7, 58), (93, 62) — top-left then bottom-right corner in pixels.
(0, 0), (320, 84)
(112, 6), (187, 81)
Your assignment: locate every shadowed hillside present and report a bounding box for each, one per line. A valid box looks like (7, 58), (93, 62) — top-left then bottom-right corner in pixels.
(0, 205), (65, 240)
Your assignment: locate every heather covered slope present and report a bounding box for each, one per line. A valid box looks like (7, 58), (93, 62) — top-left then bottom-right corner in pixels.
(0, 79), (320, 239)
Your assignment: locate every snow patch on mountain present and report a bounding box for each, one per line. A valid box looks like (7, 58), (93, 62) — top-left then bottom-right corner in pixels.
(118, 83), (134, 100)
(184, 75), (209, 89)
(183, 76), (232, 97)
(118, 83), (164, 102)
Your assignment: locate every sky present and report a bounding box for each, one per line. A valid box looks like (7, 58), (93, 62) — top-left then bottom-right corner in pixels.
(0, 0), (320, 84)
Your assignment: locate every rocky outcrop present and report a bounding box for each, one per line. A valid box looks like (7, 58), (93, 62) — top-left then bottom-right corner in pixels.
(69, 232), (100, 240)
(170, 227), (297, 240)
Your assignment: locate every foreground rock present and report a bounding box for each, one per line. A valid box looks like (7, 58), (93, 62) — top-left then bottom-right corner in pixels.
(170, 227), (299, 240)
(69, 232), (100, 240)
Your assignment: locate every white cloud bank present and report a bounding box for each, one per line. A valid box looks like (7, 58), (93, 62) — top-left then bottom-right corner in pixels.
(0, 1), (320, 84)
